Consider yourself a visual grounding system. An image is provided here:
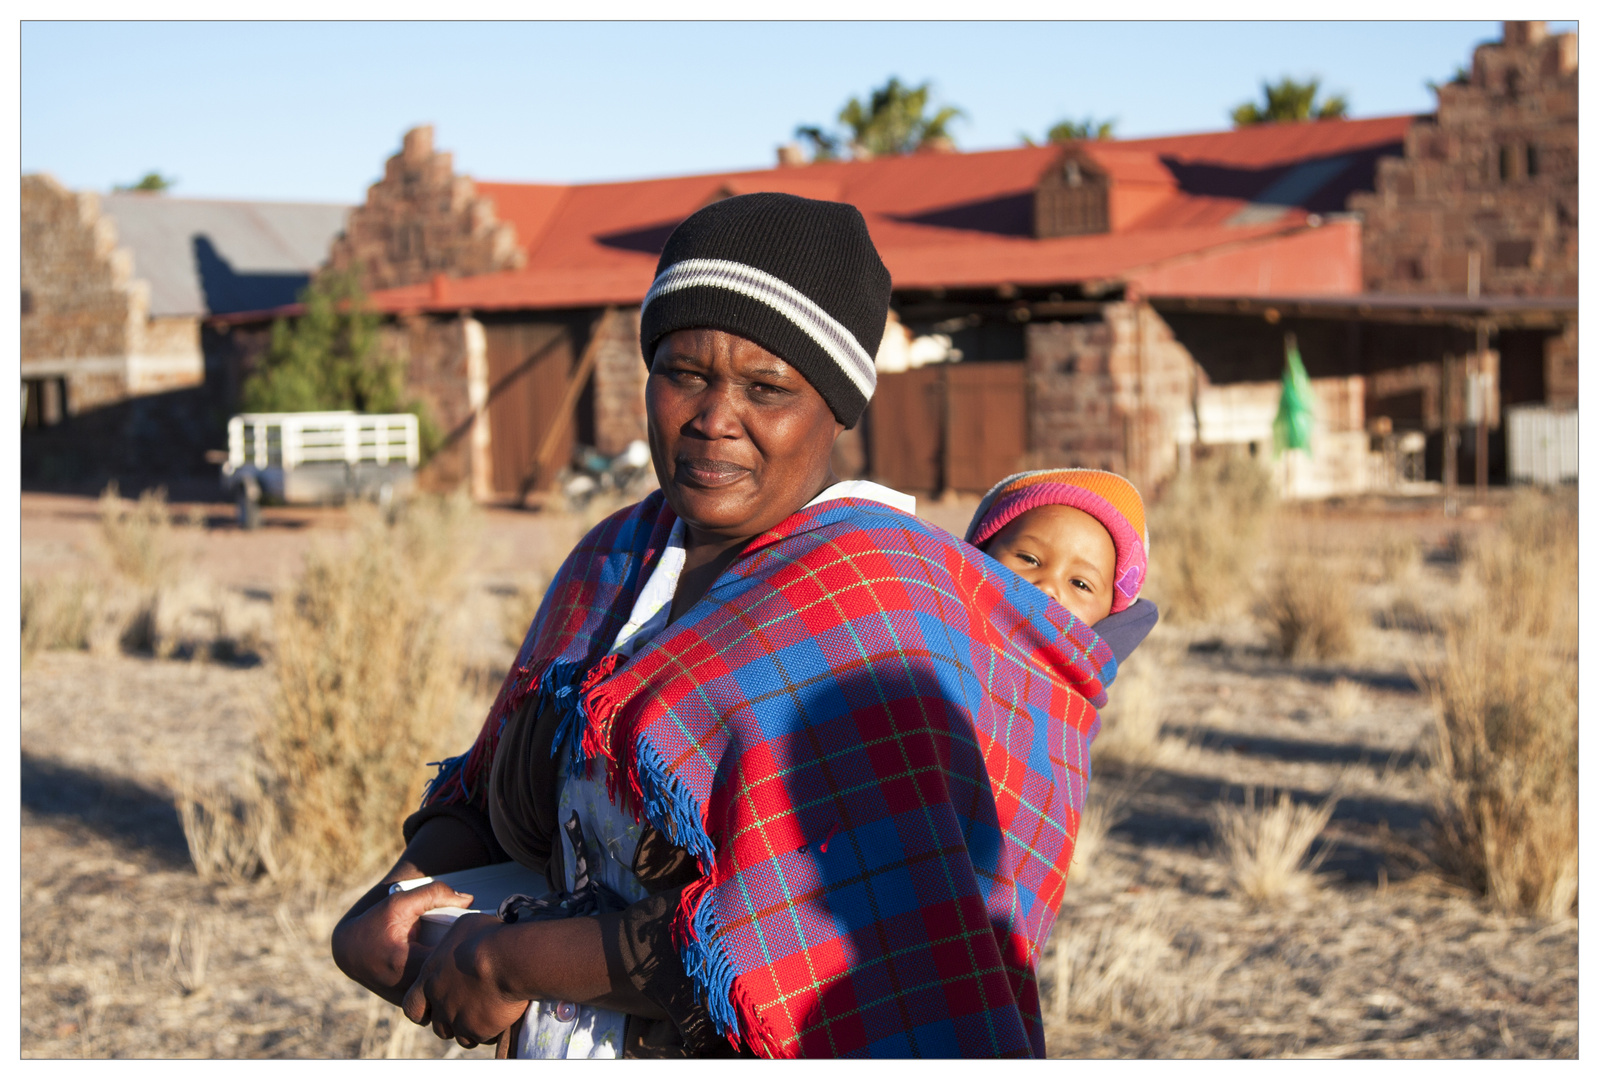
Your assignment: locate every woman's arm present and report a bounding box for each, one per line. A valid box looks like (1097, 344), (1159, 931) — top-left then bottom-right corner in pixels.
(400, 908), (671, 1045)
(330, 814), (498, 1006)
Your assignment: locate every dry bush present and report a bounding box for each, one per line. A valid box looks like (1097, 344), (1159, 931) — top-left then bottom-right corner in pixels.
(1258, 552), (1358, 662)
(1212, 787), (1338, 903)
(1092, 654), (1171, 770)
(21, 575), (95, 657)
(254, 495), (482, 885)
(1146, 454), (1275, 623)
(1422, 489), (1577, 918)
(97, 482), (179, 589)
(1070, 783), (1131, 885)
(1463, 487), (1577, 643)
(499, 573), (548, 652)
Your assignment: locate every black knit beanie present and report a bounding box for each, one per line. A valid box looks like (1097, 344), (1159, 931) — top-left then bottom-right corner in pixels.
(638, 192), (892, 428)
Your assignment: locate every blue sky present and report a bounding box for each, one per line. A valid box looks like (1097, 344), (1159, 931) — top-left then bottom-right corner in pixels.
(20, 20), (1576, 203)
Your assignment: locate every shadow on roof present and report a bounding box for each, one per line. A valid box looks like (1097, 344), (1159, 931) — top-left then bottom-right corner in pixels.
(1160, 149), (1385, 214)
(889, 192), (1035, 237)
(594, 220), (684, 255)
(193, 235), (313, 316)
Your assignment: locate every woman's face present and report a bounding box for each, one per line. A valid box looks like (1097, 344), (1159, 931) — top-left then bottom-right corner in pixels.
(647, 328), (844, 542)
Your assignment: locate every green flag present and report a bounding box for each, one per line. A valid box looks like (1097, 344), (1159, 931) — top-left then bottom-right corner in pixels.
(1273, 334), (1315, 455)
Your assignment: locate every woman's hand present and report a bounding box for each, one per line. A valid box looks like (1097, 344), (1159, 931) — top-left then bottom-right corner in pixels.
(402, 913), (531, 1047)
(331, 880), (474, 1008)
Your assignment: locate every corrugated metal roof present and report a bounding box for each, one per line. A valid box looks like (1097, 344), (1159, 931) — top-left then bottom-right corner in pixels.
(101, 194), (350, 317)
(222, 115), (1415, 321)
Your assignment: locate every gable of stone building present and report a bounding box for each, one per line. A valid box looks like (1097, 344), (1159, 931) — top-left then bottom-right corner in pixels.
(1351, 22), (1577, 297)
(21, 173), (149, 363)
(327, 125), (526, 291)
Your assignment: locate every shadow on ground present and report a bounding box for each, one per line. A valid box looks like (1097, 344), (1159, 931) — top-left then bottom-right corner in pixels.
(21, 751), (191, 869)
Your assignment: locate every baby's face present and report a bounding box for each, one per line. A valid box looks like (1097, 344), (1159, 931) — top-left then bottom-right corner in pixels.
(983, 504), (1117, 626)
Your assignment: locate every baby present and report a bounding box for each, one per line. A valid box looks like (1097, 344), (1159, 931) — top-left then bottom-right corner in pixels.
(966, 468), (1157, 662)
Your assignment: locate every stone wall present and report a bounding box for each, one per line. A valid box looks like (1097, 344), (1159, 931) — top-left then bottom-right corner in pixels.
(385, 314), (477, 493)
(1545, 322), (1578, 408)
(326, 126), (526, 291)
(590, 306), (649, 456)
(1352, 22), (1577, 298)
(1025, 303), (1197, 491)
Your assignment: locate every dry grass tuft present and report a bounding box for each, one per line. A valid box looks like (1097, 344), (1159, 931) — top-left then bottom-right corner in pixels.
(1328, 677), (1366, 721)
(1377, 534), (1423, 584)
(1045, 899), (1232, 1031)
(1213, 787), (1338, 903)
(254, 495), (482, 886)
(1146, 454), (1275, 623)
(1258, 552), (1358, 662)
(1092, 654), (1172, 771)
(175, 770), (281, 884)
(166, 909), (216, 996)
(21, 575), (95, 657)
(1422, 488), (1577, 918)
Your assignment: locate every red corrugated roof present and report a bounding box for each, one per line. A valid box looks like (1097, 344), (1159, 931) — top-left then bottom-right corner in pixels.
(245, 115), (1415, 320)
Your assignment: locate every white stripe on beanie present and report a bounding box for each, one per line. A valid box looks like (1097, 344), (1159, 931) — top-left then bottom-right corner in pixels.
(641, 258), (877, 401)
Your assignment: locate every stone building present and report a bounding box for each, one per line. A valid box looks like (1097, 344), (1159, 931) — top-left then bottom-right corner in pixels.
(1351, 20), (1578, 409)
(21, 174), (348, 479)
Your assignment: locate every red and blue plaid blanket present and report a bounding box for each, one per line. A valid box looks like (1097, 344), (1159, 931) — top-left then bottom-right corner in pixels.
(422, 491), (1114, 1057)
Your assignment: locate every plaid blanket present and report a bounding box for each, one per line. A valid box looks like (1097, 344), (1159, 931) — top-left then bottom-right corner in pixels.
(422, 491), (1114, 1057)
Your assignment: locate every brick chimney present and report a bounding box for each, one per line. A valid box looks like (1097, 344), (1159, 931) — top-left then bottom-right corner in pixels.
(776, 143), (806, 168)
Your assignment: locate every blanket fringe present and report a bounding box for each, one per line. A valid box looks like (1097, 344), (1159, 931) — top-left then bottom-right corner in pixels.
(538, 657), (601, 775)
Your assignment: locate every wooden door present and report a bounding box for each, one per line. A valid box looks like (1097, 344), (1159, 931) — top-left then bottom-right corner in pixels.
(483, 322), (575, 497)
(867, 366), (944, 492)
(946, 362), (1028, 492)
(867, 362), (1027, 493)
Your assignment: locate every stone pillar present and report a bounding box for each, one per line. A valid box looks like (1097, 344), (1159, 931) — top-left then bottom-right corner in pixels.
(463, 315), (494, 501)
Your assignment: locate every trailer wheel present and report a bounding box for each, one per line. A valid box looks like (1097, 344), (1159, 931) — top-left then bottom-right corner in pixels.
(236, 481), (261, 531)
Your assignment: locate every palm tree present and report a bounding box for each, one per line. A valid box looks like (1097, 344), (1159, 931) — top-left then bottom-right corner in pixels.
(1042, 117), (1116, 142)
(1231, 77), (1348, 126)
(795, 77), (964, 161)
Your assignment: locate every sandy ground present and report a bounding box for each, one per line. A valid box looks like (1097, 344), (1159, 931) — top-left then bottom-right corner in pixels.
(18, 491), (1577, 1059)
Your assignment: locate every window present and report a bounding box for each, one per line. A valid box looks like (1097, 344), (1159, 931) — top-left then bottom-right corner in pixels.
(1499, 145), (1512, 181)
(1495, 239), (1534, 269)
(22, 377), (67, 428)
(21, 289), (33, 315)
(1526, 144), (1540, 178)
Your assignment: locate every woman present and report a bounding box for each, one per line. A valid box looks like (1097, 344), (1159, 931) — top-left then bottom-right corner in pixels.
(331, 193), (1114, 1058)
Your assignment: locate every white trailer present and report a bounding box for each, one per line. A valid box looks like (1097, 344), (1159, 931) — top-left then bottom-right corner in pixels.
(1506, 405), (1578, 487)
(222, 411), (420, 528)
